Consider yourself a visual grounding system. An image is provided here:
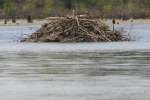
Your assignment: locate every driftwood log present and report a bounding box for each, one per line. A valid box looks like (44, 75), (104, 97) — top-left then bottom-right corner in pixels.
(22, 15), (129, 42)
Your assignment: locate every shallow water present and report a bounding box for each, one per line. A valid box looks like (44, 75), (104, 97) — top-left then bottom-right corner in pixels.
(0, 24), (150, 100)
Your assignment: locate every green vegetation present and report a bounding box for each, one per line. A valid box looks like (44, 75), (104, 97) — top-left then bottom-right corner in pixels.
(0, 0), (150, 19)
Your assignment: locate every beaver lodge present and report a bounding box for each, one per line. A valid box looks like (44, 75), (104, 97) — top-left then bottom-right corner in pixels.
(22, 15), (129, 42)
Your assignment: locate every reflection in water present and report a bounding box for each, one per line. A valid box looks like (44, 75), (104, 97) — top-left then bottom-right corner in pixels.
(0, 51), (150, 100)
(1, 51), (150, 78)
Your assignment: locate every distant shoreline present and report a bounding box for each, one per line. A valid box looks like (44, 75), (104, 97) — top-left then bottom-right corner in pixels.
(105, 19), (150, 25)
(0, 19), (150, 26)
(0, 19), (46, 26)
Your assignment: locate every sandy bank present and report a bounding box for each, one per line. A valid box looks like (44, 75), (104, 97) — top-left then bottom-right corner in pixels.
(0, 19), (46, 26)
(105, 19), (150, 25)
(0, 19), (150, 26)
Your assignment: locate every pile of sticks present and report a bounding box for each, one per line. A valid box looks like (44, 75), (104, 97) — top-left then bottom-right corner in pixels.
(22, 15), (129, 42)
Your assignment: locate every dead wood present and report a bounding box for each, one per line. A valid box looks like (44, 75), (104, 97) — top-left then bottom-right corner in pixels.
(22, 15), (129, 42)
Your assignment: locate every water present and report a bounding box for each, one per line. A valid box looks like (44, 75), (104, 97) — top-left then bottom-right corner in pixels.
(0, 24), (150, 100)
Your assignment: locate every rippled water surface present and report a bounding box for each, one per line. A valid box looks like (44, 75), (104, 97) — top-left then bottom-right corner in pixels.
(0, 24), (150, 100)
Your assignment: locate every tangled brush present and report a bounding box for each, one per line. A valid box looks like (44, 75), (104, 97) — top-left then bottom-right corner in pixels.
(22, 15), (129, 42)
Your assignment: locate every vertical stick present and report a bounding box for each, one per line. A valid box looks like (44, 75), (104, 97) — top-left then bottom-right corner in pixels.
(112, 19), (116, 32)
(4, 18), (7, 24)
(113, 24), (115, 32)
(72, 9), (75, 18)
